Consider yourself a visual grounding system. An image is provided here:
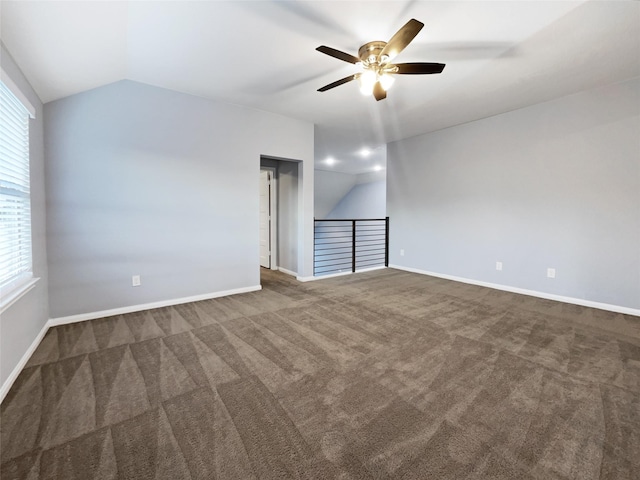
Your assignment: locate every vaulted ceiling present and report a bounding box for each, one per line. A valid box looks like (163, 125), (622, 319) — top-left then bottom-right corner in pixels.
(2, 1), (639, 174)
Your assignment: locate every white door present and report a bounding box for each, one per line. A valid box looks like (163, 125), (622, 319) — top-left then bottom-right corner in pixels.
(259, 169), (271, 268)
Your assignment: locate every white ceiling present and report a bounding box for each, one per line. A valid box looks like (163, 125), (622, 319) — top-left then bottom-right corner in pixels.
(2, 1), (639, 174)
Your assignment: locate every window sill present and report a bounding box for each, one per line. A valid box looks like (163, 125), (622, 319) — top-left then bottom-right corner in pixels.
(0, 277), (40, 315)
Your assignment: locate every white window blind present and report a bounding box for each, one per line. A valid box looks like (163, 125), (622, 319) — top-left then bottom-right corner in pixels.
(0, 80), (33, 294)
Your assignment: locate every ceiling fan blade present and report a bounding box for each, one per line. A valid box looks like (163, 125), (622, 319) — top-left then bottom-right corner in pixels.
(318, 74), (358, 92)
(394, 62), (446, 74)
(373, 82), (386, 101)
(380, 19), (424, 61)
(316, 46), (360, 64)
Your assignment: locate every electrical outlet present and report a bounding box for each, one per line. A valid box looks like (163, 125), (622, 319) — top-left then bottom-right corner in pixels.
(547, 268), (556, 279)
(132, 275), (141, 287)
(400, 249), (405, 256)
(496, 261), (503, 271)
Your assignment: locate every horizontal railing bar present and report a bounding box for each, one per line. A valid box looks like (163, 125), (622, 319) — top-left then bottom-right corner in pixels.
(315, 251), (352, 257)
(315, 239), (352, 243)
(315, 219), (386, 223)
(314, 255), (352, 261)
(315, 252), (353, 258)
(356, 259), (384, 269)
(357, 251), (385, 257)
(314, 227), (352, 231)
(315, 263), (352, 269)
(356, 259), (385, 265)
(315, 261), (353, 267)
(356, 260), (385, 266)
(315, 251), (352, 256)
(356, 262), (385, 268)
(315, 256), (352, 262)
(355, 252), (386, 259)
(355, 250), (385, 256)
(315, 245), (352, 250)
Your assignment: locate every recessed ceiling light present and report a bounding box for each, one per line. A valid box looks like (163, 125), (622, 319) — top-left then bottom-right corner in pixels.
(359, 147), (372, 158)
(373, 165), (383, 171)
(325, 156), (336, 166)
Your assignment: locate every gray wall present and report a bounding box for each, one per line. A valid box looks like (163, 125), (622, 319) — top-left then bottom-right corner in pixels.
(327, 180), (386, 219)
(1, 44), (49, 388)
(388, 77), (640, 310)
(45, 80), (313, 318)
(314, 170), (356, 218)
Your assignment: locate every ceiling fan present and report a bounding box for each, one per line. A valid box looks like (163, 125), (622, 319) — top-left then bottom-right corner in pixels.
(316, 19), (445, 101)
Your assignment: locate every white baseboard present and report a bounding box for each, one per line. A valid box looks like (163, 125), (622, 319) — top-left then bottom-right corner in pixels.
(49, 285), (262, 326)
(357, 265), (387, 273)
(296, 275), (316, 282)
(389, 264), (640, 317)
(300, 271), (352, 282)
(299, 265), (388, 282)
(277, 267), (298, 277)
(1, 320), (50, 404)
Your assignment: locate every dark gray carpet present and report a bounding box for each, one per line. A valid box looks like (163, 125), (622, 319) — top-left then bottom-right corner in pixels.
(2, 268), (639, 479)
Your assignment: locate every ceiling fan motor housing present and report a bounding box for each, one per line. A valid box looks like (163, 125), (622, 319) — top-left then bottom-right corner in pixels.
(358, 41), (388, 65)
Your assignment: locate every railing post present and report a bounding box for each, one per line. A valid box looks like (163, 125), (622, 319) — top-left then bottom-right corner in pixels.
(352, 220), (356, 273)
(385, 216), (389, 267)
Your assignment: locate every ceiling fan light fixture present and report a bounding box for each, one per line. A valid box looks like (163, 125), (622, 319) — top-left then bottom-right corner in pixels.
(379, 73), (395, 91)
(359, 70), (377, 95)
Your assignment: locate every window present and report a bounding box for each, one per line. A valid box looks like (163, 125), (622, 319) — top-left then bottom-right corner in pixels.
(0, 77), (36, 309)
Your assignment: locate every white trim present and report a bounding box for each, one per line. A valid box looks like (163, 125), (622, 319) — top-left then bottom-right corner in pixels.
(260, 166), (278, 270)
(296, 275), (316, 282)
(49, 285), (262, 326)
(0, 68), (36, 118)
(0, 277), (40, 314)
(1, 319), (49, 403)
(277, 267), (298, 277)
(298, 265), (387, 282)
(268, 166), (278, 270)
(357, 265), (387, 273)
(389, 264), (640, 317)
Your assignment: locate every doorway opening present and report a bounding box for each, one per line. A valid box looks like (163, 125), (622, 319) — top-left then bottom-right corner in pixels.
(259, 157), (300, 281)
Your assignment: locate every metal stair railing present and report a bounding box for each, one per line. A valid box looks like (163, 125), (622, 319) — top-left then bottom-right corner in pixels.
(314, 217), (389, 276)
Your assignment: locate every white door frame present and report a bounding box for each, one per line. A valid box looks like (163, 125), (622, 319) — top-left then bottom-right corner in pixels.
(260, 166), (278, 270)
